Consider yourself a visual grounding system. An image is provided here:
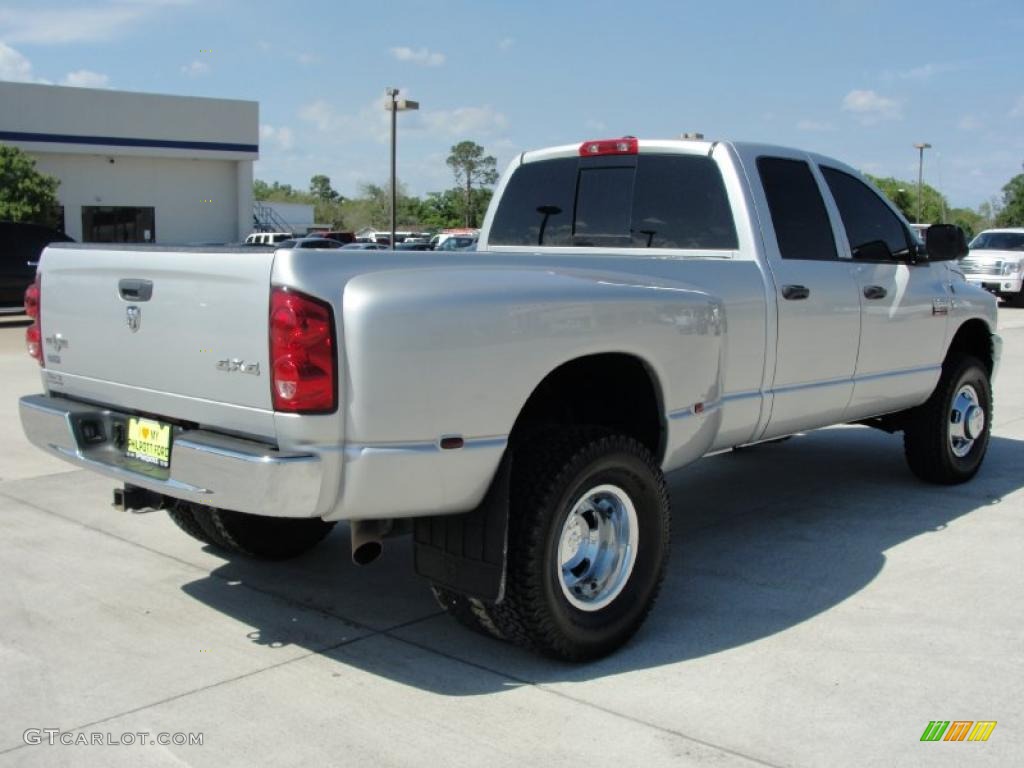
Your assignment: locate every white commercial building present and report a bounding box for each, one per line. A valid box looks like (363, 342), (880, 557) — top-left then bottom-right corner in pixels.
(0, 81), (257, 244)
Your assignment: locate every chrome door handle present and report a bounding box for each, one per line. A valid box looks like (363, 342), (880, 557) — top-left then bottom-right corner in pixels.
(781, 284), (810, 300)
(26, 261), (38, 267)
(863, 285), (888, 300)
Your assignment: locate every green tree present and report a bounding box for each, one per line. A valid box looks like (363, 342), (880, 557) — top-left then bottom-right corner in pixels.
(446, 141), (498, 227)
(310, 174), (339, 202)
(339, 182), (422, 231)
(0, 144), (60, 225)
(995, 173), (1024, 227)
(867, 174), (947, 224)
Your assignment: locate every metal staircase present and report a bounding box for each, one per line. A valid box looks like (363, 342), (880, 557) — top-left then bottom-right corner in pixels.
(252, 201), (293, 233)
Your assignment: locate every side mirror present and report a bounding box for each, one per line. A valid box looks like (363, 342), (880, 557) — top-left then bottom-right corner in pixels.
(925, 224), (968, 262)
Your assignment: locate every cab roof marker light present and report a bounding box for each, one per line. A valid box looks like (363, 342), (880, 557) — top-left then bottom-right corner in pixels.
(578, 137), (638, 157)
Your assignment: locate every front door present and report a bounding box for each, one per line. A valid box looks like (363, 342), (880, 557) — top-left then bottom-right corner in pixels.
(817, 165), (949, 418)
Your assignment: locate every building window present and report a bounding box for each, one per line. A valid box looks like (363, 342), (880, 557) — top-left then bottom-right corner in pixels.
(81, 206), (155, 243)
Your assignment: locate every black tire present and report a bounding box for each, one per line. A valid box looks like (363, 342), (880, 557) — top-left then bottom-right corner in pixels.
(904, 355), (992, 484)
(481, 428), (671, 661)
(166, 502), (215, 545)
(190, 505), (336, 560)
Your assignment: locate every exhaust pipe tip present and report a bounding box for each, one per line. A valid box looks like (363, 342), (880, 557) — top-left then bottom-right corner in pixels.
(352, 541), (383, 566)
(349, 519), (391, 566)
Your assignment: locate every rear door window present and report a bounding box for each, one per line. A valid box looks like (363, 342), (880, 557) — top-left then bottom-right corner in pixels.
(757, 157), (838, 261)
(488, 153), (737, 249)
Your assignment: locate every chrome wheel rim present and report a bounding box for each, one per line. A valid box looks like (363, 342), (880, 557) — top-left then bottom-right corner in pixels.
(556, 484), (638, 612)
(949, 384), (985, 459)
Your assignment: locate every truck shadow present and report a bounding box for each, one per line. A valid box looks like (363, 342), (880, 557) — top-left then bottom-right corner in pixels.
(180, 425), (1024, 694)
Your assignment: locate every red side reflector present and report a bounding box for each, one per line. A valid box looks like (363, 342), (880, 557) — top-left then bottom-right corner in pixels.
(579, 137), (638, 157)
(269, 287), (337, 413)
(24, 279), (40, 320)
(25, 277), (42, 365)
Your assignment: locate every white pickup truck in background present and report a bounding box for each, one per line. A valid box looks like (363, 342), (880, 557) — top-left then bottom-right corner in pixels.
(19, 135), (999, 660)
(958, 228), (1024, 305)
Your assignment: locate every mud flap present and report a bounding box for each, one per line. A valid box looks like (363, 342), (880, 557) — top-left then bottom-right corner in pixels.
(413, 453), (510, 603)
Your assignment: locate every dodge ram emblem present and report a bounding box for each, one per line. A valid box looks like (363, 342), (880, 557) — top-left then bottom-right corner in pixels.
(126, 306), (142, 333)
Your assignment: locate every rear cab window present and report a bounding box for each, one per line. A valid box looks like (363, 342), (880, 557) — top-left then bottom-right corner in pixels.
(488, 151), (738, 251)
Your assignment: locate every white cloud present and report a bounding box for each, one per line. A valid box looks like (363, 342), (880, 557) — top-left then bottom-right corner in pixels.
(389, 46), (445, 67)
(0, 41), (35, 81)
(260, 124), (294, 151)
(299, 97), (509, 154)
(498, 37), (514, 51)
(0, 1), (193, 45)
(796, 119), (835, 132)
(61, 69), (110, 88)
(421, 105), (508, 137)
(180, 59), (209, 77)
(841, 89), (902, 124)
(958, 114), (983, 131)
(299, 99), (340, 132)
(885, 62), (958, 81)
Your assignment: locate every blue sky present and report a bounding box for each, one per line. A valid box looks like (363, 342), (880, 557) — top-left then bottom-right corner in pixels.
(1, 0), (1022, 208)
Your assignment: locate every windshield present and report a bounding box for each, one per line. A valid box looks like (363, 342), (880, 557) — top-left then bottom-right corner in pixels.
(969, 232), (1024, 251)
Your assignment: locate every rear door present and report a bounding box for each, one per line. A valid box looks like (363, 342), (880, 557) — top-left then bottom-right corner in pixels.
(817, 164), (948, 418)
(742, 150), (862, 439)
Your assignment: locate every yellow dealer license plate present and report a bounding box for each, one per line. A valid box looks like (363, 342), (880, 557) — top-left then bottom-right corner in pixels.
(126, 417), (172, 469)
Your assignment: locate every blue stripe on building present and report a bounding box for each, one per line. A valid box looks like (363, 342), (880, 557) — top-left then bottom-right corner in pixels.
(0, 130), (257, 153)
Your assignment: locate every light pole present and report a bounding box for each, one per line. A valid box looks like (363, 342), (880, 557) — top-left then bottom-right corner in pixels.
(914, 142), (932, 224)
(385, 87), (419, 249)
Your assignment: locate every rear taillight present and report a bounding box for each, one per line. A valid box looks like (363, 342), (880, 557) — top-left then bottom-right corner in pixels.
(579, 137), (638, 157)
(269, 287), (336, 412)
(25, 277), (42, 365)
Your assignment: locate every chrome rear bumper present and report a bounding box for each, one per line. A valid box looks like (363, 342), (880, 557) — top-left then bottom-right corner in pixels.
(19, 394), (322, 518)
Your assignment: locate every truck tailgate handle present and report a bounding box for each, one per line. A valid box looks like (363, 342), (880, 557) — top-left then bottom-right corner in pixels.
(118, 279), (153, 302)
(781, 284), (810, 300)
(863, 285), (888, 300)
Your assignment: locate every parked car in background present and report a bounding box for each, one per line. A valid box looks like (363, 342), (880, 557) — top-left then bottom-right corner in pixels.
(341, 242), (387, 250)
(0, 221), (73, 313)
(275, 237), (344, 250)
(429, 230), (479, 249)
(244, 232), (293, 246)
(958, 228), (1024, 305)
(436, 235), (477, 251)
(319, 231), (356, 245)
(395, 242), (432, 251)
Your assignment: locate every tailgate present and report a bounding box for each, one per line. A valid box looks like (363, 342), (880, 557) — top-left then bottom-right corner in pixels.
(39, 245), (277, 436)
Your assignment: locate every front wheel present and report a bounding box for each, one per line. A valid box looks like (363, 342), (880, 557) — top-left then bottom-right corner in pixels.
(480, 429), (671, 661)
(904, 356), (992, 484)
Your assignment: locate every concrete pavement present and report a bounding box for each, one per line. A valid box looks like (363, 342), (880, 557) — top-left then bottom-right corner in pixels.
(0, 311), (1021, 767)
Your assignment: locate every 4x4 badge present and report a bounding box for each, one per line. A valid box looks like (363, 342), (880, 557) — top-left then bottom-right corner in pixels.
(126, 306), (142, 332)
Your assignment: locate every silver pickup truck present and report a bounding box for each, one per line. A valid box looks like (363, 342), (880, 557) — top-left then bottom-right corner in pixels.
(19, 136), (1000, 660)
